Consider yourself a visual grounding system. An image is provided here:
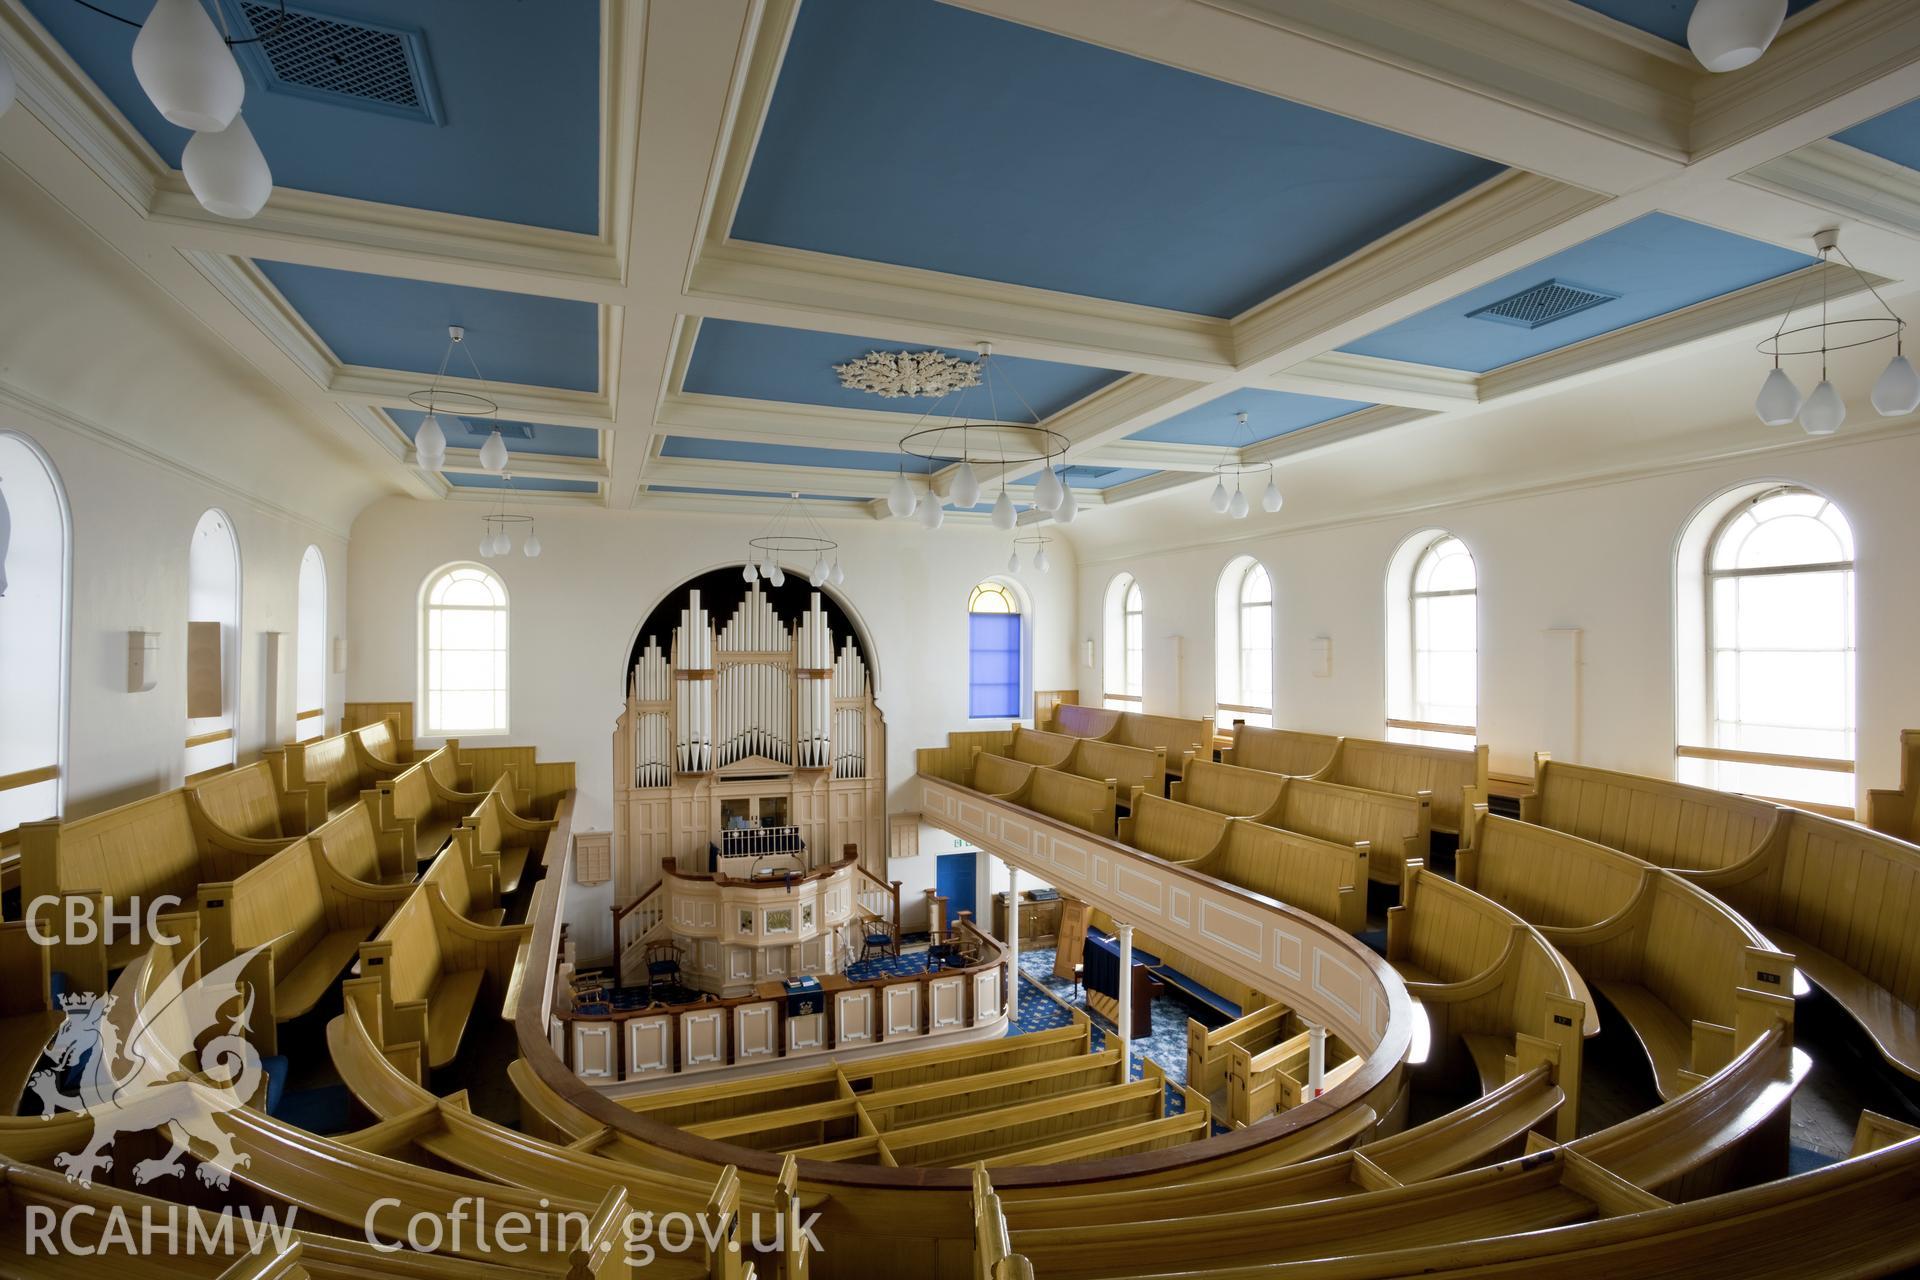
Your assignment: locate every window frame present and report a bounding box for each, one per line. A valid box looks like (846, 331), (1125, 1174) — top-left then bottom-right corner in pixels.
(419, 562), (511, 739)
(1102, 573), (1144, 711)
(1215, 557), (1273, 730)
(0, 430), (73, 844)
(184, 508), (242, 780)
(966, 579), (1024, 720)
(296, 546), (328, 742)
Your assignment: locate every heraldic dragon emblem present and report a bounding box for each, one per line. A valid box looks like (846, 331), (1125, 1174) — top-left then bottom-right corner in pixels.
(31, 941), (272, 1191)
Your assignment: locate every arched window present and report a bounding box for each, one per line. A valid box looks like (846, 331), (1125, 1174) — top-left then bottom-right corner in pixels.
(296, 546), (327, 742)
(967, 581), (1022, 719)
(185, 509), (242, 780)
(1215, 557), (1272, 731)
(422, 563), (509, 737)
(1102, 573), (1143, 711)
(0, 431), (71, 841)
(1681, 486), (1855, 807)
(1386, 530), (1476, 749)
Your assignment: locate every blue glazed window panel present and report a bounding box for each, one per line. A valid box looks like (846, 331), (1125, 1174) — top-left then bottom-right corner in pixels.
(970, 613), (1022, 719)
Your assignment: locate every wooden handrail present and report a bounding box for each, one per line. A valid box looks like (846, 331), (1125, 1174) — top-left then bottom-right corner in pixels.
(612, 879), (664, 926)
(1675, 744), (1854, 774)
(0, 764), (58, 794)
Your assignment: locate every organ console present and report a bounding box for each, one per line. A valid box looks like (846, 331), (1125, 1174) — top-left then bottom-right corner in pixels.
(613, 575), (888, 909)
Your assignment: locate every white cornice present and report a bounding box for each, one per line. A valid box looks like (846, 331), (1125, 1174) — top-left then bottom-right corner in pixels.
(1738, 140), (1920, 240)
(1267, 352), (1481, 410)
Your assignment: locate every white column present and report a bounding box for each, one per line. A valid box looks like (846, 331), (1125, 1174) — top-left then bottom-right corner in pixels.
(1308, 1023), (1327, 1098)
(1115, 921), (1135, 1066)
(1006, 863), (1021, 1020)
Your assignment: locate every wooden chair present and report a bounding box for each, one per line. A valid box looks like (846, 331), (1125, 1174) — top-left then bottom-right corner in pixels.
(642, 939), (685, 997)
(859, 921), (900, 963)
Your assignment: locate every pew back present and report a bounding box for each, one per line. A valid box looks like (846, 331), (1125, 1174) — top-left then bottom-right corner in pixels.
(1224, 725), (1341, 777)
(1522, 755), (1782, 873)
(1319, 737), (1488, 834)
(1054, 704), (1121, 739)
(972, 753), (1036, 797)
(1027, 768), (1117, 837)
(1197, 821), (1369, 933)
(1070, 737), (1166, 806)
(1111, 712), (1213, 779)
(1005, 728), (1077, 768)
(1274, 776), (1431, 885)
(1171, 759), (1287, 822)
(1120, 795), (1233, 863)
(190, 761), (302, 841)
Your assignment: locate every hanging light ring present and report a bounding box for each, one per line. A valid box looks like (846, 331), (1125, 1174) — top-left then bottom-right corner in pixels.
(748, 533), (838, 557)
(481, 513), (535, 530)
(1211, 460), (1274, 484)
(1757, 316), (1904, 359)
(1014, 534), (1051, 551)
(408, 389), (499, 418)
(897, 422), (1069, 468)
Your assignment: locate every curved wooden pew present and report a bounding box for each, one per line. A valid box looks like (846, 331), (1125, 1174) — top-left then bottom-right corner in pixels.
(1052, 704), (1121, 739)
(281, 720), (410, 828)
(1520, 752), (1783, 873)
(308, 798), (413, 887)
(1866, 728), (1920, 840)
(970, 751), (1036, 798)
(1221, 724), (1341, 777)
(1195, 819), (1369, 935)
(1314, 736), (1488, 838)
(1019, 767), (1117, 838)
(1172, 760), (1429, 885)
(196, 838), (415, 1054)
(1117, 793), (1233, 862)
(17, 788), (287, 989)
(1065, 737), (1166, 808)
(1459, 810), (1791, 1101)
(1387, 863), (1588, 1138)
(457, 776), (555, 895)
(372, 746), (489, 863)
(189, 760), (312, 842)
(1685, 808), (1920, 1082)
(994, 726), (1078, 769)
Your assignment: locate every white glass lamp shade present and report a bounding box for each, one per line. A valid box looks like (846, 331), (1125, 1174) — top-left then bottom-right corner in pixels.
(523, 533), (542, 558)
(1228, 487), (1249, 519)
(478, 536), (493, 558)
(1033, 465), (1063, 513)
(415, 413), (448, 468)
(1262, 475), (1283, 513)
(831, 558), (845, 587)
(991, 489), (1016, 530)
(1687, 0), (1787, 72)
(886, 470), (916, 519)
(1006, 549), (1020, 574)
(494, 531), (514, 557)
(1871, 353), (1920, 417)
(1209, 476), (1229, 513)
(809, 557), (827, 587)
(182, 115), (273, 219)
(741, 561), (757, 583)
(1055, 483), (1077, 525)
(132, 0), (244, 131)
(0, 46), (17, 120)
(768, 563), (786, 588)
(1034, 545), (1051, 574)
(477, 429), (510, 474)
(919, 491), (945, 529)
(951, 461), (980, 510)
(1799, 379), (1846, 436)
(1753, 366), (1802, 426)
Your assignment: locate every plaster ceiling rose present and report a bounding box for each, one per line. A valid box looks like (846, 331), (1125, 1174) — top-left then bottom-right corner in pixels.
(834, 349), (982, 398)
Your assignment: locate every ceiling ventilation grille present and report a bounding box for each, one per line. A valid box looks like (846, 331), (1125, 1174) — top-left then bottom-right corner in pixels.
(235, 3), (441, 123)
(1468, 279), (1618, 329)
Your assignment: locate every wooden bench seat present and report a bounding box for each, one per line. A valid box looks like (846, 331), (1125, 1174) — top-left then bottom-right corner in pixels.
(198, 835), (416, 1053)
(459, 777), (556, 895)
(282, 720), (411, 827)
(1066, 737), (1166, 808)
(995, 726), (1078, 769)
(1315, 736), (1488, 837)
(1866, 728), (1920, 841)
(1109, 712), (1213, 784)
(1022, 767), (1118, 838)
(1520, 752), (1783, 873)
(1458, 809), (1786, 1102)
(374, 745), (488, 863)
(1186, 818), (1370, 934)
(1269, 773), (1431, 885)
(968, 751), (1035, 798)
(18, 789), (284, 990)
(1118, 793), (1234, 862)
(188, 759), (310, 841)
(1686, 808), (1920, 1081)
(0, 923), (61, 1113)
(1170, 758), (1288, 823)
(1222, 724), (1341, 777)
(309, 799), (413, 887)
(1051, 703), (1121, 739)
(360, 876), (530, 1071)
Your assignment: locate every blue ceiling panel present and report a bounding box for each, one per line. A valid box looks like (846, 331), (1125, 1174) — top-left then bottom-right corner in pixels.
(445, 473), (597, 494)
(731, 0), (1501, 318)
(1834, 98), (1920, 172)
(659, 437), (952, 474)
(1129, 389), (1373, 447)
(682, 319), (1123, 419)
(256, 261), (600, 391)
(1338, 213), (1814, 373)
(649, 486), (869, 504)
(18, 0), (600, 232)
(1009, 466), (1156, 490)
(391, 409), (599, 459)
(1565, 0), (1819, 45)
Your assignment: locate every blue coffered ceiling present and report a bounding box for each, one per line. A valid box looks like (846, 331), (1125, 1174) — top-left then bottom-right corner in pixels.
(681, 319), (1124, 420)
(1009, 465), (1154, 491)
(18, 0), (601, 232)
(1338, 214), (1815, 374)
(731, 0), (1502, 318)
(1131, 389), (1374, 448)
(1833, 98), (1920, 172)
(256, 261), (601, 392)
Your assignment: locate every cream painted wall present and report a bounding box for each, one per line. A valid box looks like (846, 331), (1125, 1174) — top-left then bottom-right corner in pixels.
(1072, 429), (1920, 805)
(345, 496), (1080, 838)
(2, 402), (350, 818)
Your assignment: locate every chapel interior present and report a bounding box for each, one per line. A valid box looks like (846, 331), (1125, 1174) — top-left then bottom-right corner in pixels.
(2, 0), (1920, 1275)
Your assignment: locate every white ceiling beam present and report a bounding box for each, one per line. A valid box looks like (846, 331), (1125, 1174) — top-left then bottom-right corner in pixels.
(1265, 352), (1482, 410)
(643, 456), (1109, 506)
(429, 450), (611, 482)
(1738, 141), (1920, 242)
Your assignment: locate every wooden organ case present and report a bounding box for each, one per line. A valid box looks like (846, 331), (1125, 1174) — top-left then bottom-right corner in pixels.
(613, 582), (887, 904)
